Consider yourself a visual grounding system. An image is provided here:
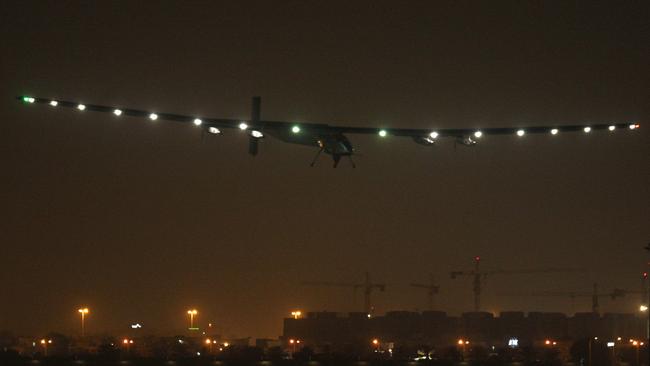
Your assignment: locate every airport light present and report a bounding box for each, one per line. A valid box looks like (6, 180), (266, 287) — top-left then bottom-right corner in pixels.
(187, 309), (198, 329)
(251, 130), (264, 138)
(208, 127), (221, 134)
(238, 122), (248, 130)
(429, 131), (439, 139)
(149, 113), (158, 120)
(378, 130), (387, 137)
(629, 124), (638, 130)
(516, 129), (525, 137)
(584, 127), (591, 133)
(291, 310), (302, 319)
(640, 305), (648, 312)
(23, 96), (35, 103)
(292, 125), (301, 133)
(193, 118), (202, 126)
(473, 131), (482, 138)
(551, 128), (559, 135)
(113, 109), (122, 116)
(49, 100), (58, 107)
(78, 308), (89, 337)
(609, 125), (616, 131)
(77, 104), (86, 111)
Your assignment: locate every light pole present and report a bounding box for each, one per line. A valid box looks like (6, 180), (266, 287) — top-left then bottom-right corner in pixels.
(589, 337), (598, 366)
(187, 309), (198, 330)
(77, 308), (89, 337)
(458, 339), (469, 360)
(630, 340), (642, 366)
(122, 338), (133, 353)
(643, 243), (650, 366)
(372, 338), (380, 350)
(40, 339), (52, 356)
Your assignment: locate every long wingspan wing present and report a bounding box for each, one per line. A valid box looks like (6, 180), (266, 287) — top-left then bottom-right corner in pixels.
(17, 95), (641, 140)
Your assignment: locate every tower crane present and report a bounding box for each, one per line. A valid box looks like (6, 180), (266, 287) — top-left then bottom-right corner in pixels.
(302, 272), (385, 315)
(450, 256), (581, 312)
(500, 283), (633, 314)
(410, 274), (440, 311)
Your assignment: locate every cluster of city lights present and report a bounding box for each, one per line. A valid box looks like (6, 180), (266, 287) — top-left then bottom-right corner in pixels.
(19, 96), (641, 144)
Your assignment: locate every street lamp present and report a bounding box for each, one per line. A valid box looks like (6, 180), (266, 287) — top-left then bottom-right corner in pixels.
(40, 339), (52, 356)
(205, 338), (213, 353)
(631, 340), (644, 366)
(77, 308), (89, 337)
(588, 337), (598, 366)
(458, 339), (469, 360)
(122, 338), (133, 352)
(289, 339), (300, 354)
(187, 309), (198, 330)
(372, 338), (380, 353)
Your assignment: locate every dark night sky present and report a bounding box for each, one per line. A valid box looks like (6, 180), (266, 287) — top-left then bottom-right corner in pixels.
(1, 1), (649, 339)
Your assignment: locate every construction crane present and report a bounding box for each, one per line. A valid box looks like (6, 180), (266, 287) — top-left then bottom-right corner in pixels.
(410, 274), (440, 311)
(450, 256), (582, 312)
(500, 283), (631, 314)
(302, 272), (385, 315)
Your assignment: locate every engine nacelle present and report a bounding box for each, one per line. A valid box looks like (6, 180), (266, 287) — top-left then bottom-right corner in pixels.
(412, 136), (436, 146)
(457, 136), (478, 146)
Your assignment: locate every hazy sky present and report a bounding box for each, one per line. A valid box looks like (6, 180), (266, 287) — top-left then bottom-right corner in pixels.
(1, 1), (648, 339)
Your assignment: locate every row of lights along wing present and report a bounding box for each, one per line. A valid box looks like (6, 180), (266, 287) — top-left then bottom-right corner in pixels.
(22, 97), (640, 137)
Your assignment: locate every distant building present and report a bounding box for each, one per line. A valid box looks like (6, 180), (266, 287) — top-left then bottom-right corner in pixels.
(283, 311), (645, 350)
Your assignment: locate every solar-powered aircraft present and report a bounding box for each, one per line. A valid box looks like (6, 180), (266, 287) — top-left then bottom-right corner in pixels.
(17, 95), (640, 167)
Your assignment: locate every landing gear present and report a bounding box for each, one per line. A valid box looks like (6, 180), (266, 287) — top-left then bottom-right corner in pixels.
(333, 154), (341, 168)
(348, 155), (356, 168)
(310, 147), (324, 167)
(309, 148), (355, 168)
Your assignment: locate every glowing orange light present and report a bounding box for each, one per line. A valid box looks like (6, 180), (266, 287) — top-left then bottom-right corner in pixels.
(372, 339), (379, 345)
(289, 339), (295, 344)
(545, 340), (551, 345)
(458, 339), (464, 345)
